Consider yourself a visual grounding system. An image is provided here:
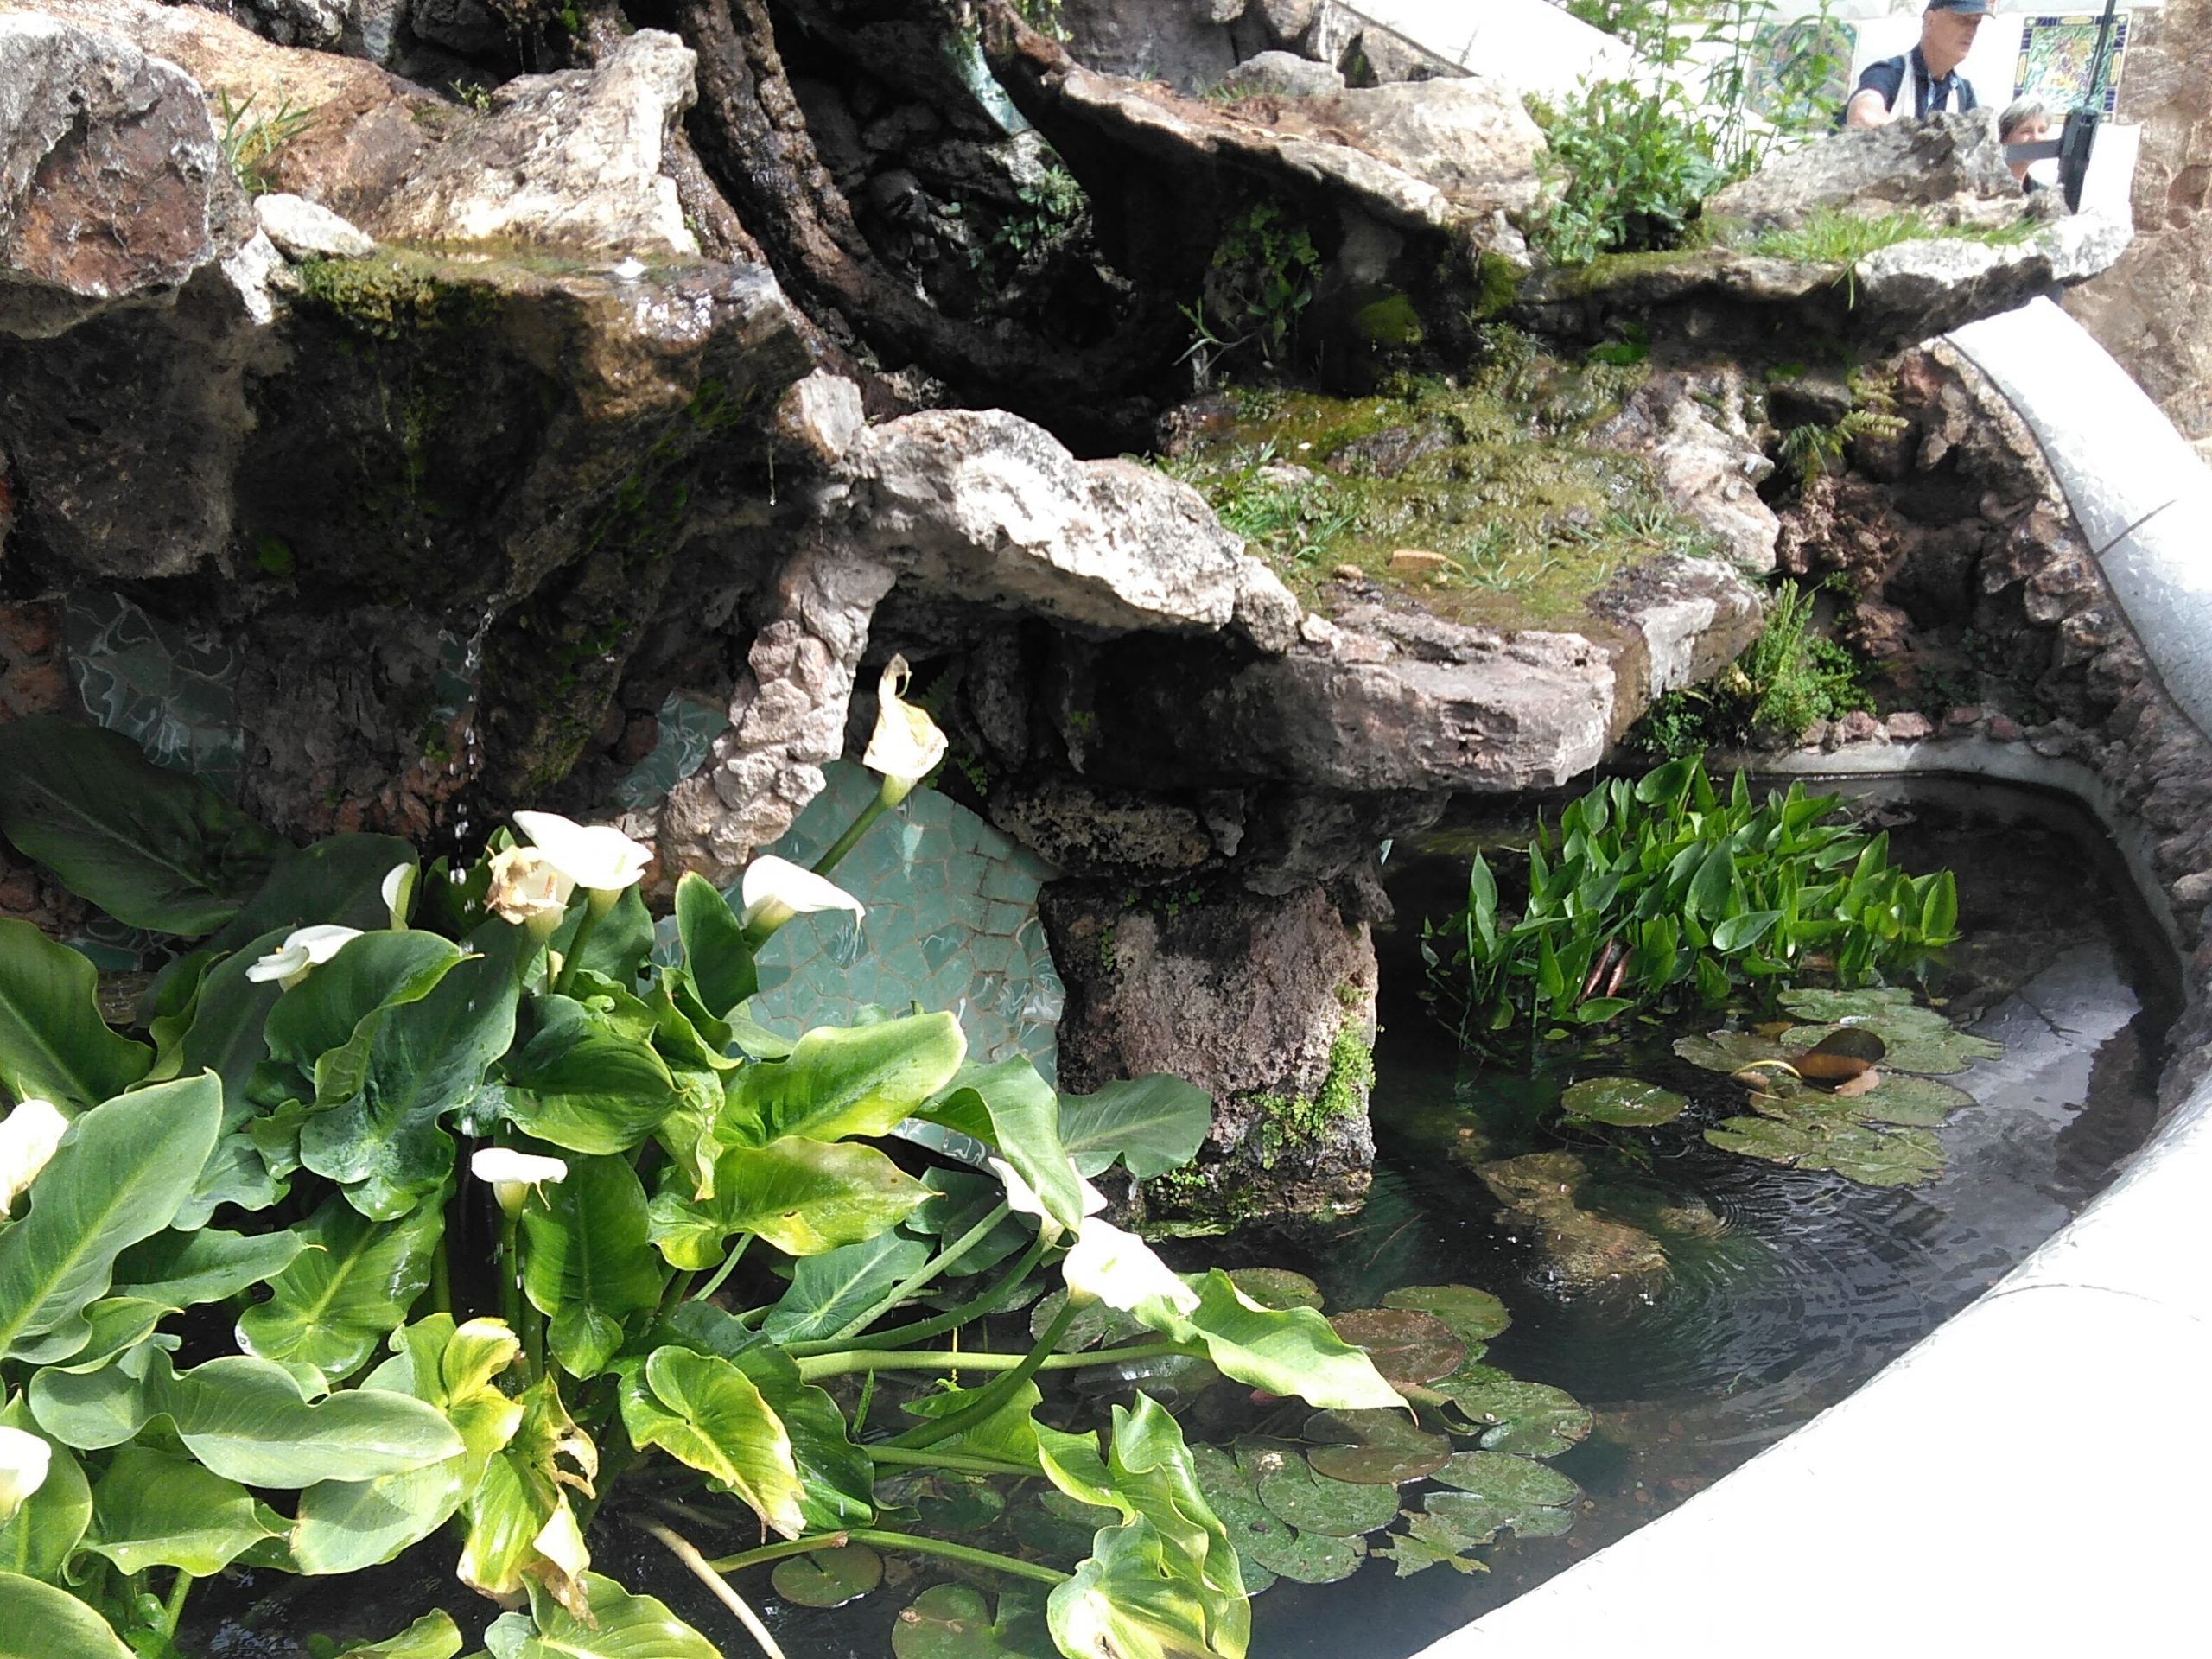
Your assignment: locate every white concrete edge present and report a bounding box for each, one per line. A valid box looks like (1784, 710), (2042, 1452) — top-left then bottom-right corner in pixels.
(1422, 309), (2212, 1655)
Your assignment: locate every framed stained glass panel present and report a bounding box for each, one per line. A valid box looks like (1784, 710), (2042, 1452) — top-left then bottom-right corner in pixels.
(2014, 14), (2130, 116)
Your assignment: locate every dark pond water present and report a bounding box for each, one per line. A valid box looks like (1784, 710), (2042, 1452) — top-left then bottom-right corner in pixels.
(188, 779), (2176, 1659)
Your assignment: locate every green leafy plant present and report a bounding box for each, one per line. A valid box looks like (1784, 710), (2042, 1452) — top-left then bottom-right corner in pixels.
(1187, 200), (1323, 378)
(0, 712), (1585, 1658)
(1421, 755), (1961, 1050)
(1631, 578), (1871, 755)
(213, 89), (315, 197)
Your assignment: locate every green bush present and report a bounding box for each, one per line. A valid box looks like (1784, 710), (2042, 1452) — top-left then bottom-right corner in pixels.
(1630, 578), (1871, 755)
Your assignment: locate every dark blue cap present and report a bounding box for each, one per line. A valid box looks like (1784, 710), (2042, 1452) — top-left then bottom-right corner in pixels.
(1926, 0), (1992, 14)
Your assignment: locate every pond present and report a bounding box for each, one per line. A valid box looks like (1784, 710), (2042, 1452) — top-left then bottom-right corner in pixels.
(181, 778), (2173, 1659)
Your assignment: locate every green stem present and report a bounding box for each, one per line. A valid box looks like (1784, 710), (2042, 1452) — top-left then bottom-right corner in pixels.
(823, 1201), (1010, 1344)
(554, 890), (614, 997)
(889, 1295), (1081, 1451)
(658, 1269), (699, 1322)
(811, 791), (892, 880)
(707, 1529), (1068, 1587)
(522, 1293), (545, 1383)
(162, 1569), (193, 1637)
(864, 1445), (1035, 1478)
(429, 1236), (453, 1319)
(786, 1235), (1046, 1358)
(498, 1211), (524, 1344)
(691, 1234), (750, 1304)
(797, 1338), (1187, 1382)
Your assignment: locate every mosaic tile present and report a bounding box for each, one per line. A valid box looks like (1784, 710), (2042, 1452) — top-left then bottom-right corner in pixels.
(2013, 14), (2129, 114)
(614, 691), (723, 811)
(65, 591), (245, 799)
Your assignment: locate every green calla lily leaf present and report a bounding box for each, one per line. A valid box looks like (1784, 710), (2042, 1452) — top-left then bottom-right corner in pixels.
(0, 1074), (222, 1365)
(522, 1154), (660, 1380)
(1380, 1284), (1510, 1346)
(1429, 1364), (1593, 1459)
(1301, 1408), (1452, 1486)
(771, 1541), (881, 1608)
(719, 1013), (966, 1148)
(1242, 1440), (1400, 1537)
(501, 994), (677, 1155)
(619, 1346), (806, 1539)
(1134, 1268), (1404, 1412)
(206, 833), (422, 957)
(259, 931), (467, 1088)
(459, 1373), (592, 1612)
(889, 1584), (1055, 1659)
(0, 1567), (133, 1658)
(85, 1444), (282, 1574)
(918, 1056), (1083, 1233)
(1325, 1308), (1465, 1391)
(0, 1398), (88, 1582)
(674, 872), (756, 1020)
(1056, 1074), (1212, 1179)
(330, 1611), (464, 1658)
(111, 1227), (308, 1309)
(0, 922), (151, 1111)
(0, 716), (284, 935)
(762, 1232), (931, 1344)
(649, 1136), (930, 1265)
(1560, 1076), (1688, 1127)
(486, 1572), (720, 1659)
(237, 1192), (442, 1384)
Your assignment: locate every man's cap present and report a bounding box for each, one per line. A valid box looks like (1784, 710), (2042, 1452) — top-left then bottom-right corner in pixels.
(1926, 0), (1992, 15)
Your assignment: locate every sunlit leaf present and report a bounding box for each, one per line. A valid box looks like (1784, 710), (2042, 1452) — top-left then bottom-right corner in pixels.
(1131, 1270), (1402, 1412)
(0, 922), (150, 1111)
(762, 1232), (931, 1344)
(237, 1193), (442, 1383)
(649, 1136), (930, 1265)
(919, 1057), (1083, 1232)
(0, 1568), (133, 1658)
(0, 1397), (87, 1582)
(521, 1154), (659, 1380)
(460, 1374), (594, 1617)
(486, 1571), (719, 1659)
(719, 1014), (966, 1147)
(675, 872), (757, 1020)
(84, 1444), (281, 1574)
(330, 1611), (463, 1659)
(1325, 1308), (1465, 1390)
(1558, 1076), (1687, 1127)
(1055, 1074), (1213, 1180)
(111, 1227), (308, 1310)
(501, 994), (677, 1155)
(620, 1346), (805, 1538)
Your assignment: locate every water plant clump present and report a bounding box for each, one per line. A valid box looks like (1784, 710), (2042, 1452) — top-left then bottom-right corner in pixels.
(1421, 754), (1961, 1051)
(0, 702), (1584, 1659)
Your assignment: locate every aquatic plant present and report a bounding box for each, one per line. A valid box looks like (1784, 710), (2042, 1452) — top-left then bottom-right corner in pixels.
(1422, 756), (1961, 1050)
(1630, 578), (1872, 756)
(0, 714), (1580, 1656)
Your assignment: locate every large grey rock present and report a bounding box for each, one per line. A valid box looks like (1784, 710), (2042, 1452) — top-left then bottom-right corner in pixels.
(1707, 110), (2024, 234)
(254, 193), (376, 260)
(0, 14), (246, 339)
(410, 0), (501, 56)
(1309, 76), (1545, 216)
(1595, 369), (1779, 572)
(1257, 0), (1321, 42)
(1219, 49), (1344, 99)
(372, 29), (700, 256)
(1057, 0), (1237, 92)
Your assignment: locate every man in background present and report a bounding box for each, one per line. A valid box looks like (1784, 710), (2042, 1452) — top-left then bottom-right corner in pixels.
(1843, 0), (1988, 128)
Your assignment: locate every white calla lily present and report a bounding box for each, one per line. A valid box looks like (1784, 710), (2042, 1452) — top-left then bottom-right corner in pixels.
(1060, 1216), (1200, 1314)
(0, 1425), (52, 1522)
(988, 1154), (1107, 1244)
(738, 855), (864, 937)
(0, 1097), (69, 1211)
(861, 654), (949, 804)
(472, 1147), (569, 1218)
(244, 924), (362, 988)
(484, 844), (575, 936)
(511, 810), (653, 894)
(381, 862), (416, 931)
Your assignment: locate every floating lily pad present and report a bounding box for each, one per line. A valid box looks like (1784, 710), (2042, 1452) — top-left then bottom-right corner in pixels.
(1673, 1029), (1793, 1074)
(1423, 1488), (1579, 1546)
(1188, 1443), (1361, 1586)
(1774, 987), (1916, 1020)
(1326, 1308), (1465, 1390)
(1777, 988), (2004, 1075)
(1029, 1287), (1148, 1353)
(1380, 1283), (1510, 1345)
(1380, 1511), (1492, 1578)
(1431, 1450), (1581, 1510)
(1705, 1115), (1946, 1187)
(1240, 1440), (1401, 1537)
(1820, 1070), (1972, 1128)
(1301, 1409), (1452, 1486)
(771, 1542), (882, 1608)
(1428, 1365), (1592, 1459)
(1224, 1267), (1324, 1310)
(1559, 1076), (1687, 1127)
(891, 1584), (1055, 1659)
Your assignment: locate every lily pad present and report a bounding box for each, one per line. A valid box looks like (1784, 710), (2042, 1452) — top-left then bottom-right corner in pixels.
(1300, 1409), (1452, 1486)
(1239, 1440), (1401, 1537)
(1777, 988), (2004, 1076)
(1379, 1510), (1492, 1577)
(1028, 1288), (1148, 1353)
(1187, 1443), (1360, 1586)
(1816, 1070), (1971, 1128)
(771, 1542), (882, 1608)
(1224, 1267), (1324, 1311)
(912, 1475), (1004, 1533)
(1431, 1449), (1580, 1510)
(1380, 1284), (1510, 1346)
(1559, 1077), (1687, 1127)
(1423, 1488), (1578, 1545)
(891, 1584), (1055, 1659)
(1705, 1115), (1946, 1187)
(1326, 1308), (1465, 1390)
(1672, 1029), (1793, 1074)
(1428, 1365), (1592, 1459)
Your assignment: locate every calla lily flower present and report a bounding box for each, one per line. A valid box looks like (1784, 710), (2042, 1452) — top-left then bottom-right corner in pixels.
(861, 654), (948, 805)
(0, 1097), (69, 1212)
(485, 844), (575, 935)
(988, 1154), (1107, 1244)
(1060, 1216), (1200, 1314)
(245, 925), (362, 988)
(511, 810), (652, 895)
(472, 1147), (569, 1218)
(738, 855), (864, 937)
(0, 1425), (51, 1522)
(381, 862), (416, 931)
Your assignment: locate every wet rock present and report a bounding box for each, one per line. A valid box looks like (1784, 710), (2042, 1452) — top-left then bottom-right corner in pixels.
(1707, 111), (2024, 235)
(1476, 1152), (1670, 1287)
(370, 30), (699, 256)
(1885, 710), (1935, 741)
(1594, 368), (1778, 571)
(1044, 880), (1378, 1221)
(988, 779), (1216, 875)
(1056, 0), (1237, 92)
(0, 12), (248, 339)
(771, 370), (867, 470)
(413, 0), (504, 56)
(253, 193), (375, 261)
(1326, 422), (1450, 478)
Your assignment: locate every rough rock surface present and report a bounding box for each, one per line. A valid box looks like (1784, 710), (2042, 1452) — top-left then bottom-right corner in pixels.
(1044, 880), (1379, 1219)
(372, 30), (701, 256)
(1595, 366), (1779, 572)
(2064, 0), (2212, 454)
(0, 13), (247, 339)
(1707, 111), (2025, 233)
(253, 192), (374, 260)
(1476, 1151), (1671, 1287)
(1219, 49), (1344, 99)
(1055, 0), (1237, 92)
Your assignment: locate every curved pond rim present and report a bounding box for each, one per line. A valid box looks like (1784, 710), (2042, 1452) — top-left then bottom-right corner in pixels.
(1420, 743), (2211, 1656)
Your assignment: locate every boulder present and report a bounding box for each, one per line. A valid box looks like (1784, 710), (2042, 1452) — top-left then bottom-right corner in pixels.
(412, 0), (503, 56)
(254, 193), (375, 261)
(0, 13), (248, 339)
(1707, 110), (2024, 234)
(370, 30), (701, 256)
(1055, 0), (1237, 92)
(1218, 49), (1345, 99)
(1594, 368), (1779, 571)
(1304, 76), (1546, 217)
